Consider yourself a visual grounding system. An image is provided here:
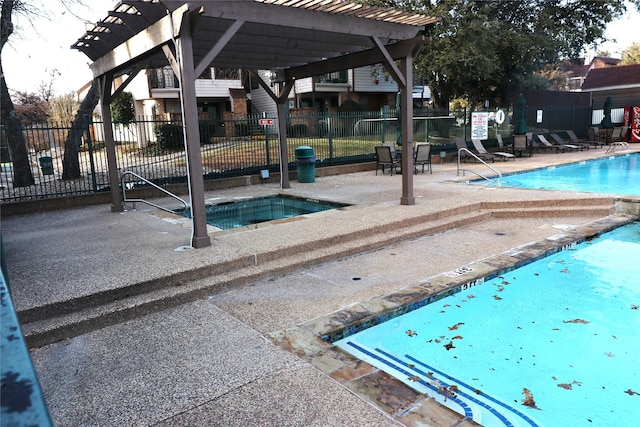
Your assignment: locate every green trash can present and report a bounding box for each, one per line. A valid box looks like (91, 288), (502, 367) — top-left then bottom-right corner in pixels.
(295, 146), (315, 183)
(38, 156), (54, 176)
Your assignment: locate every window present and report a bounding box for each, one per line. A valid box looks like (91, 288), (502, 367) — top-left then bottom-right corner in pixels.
(149, 67), (178, 88)
(214, 68), (240, 80)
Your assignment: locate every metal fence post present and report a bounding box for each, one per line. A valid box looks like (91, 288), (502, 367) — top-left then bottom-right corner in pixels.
(463, 107), (468, 141)
(328, 112), (334, 160)
(264, 113), (271, 168)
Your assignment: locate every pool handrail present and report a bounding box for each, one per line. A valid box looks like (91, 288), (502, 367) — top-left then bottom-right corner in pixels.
(457, 148), (502, 184)
(121, 170), (189, 214)
(605, 141), (629, 154)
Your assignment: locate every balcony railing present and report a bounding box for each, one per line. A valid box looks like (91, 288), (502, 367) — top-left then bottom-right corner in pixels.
(315, 71), (348, 84)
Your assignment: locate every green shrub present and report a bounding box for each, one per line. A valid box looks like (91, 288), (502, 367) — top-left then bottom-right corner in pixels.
(110, 92), (136, 126)
(153, 122), (220, 151)
(154, 123), (184, 151)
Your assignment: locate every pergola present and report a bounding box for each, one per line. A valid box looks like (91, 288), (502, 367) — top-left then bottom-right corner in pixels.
(72, 0), (438, 248)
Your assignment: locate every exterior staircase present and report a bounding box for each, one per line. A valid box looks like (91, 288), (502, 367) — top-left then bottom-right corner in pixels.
(19, 198), (617, 347)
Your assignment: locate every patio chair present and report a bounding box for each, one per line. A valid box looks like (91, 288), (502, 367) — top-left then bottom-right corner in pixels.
(375, 145), (400, 175)
(542, 134), (581, 152)
(472, 139), (514, 161)
(611, 127), (624, 142)
(496, 134), (511, 150)
(566, 130), (601, 148)
(550, 133), (587, 151)
(454, 137), (494, 163)
(380, 142), (400, 159)
(413, 143), (432, 174)
(533, 134), (566, 153)
(512, 134), (531, 157)
(587, 127), (601, 145)
(454, 137), (470, 162)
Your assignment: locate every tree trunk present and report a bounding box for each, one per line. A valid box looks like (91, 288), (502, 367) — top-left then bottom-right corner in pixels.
(1, 0), (34, 187)
(0, 60), (35, 187)
(62, 79), (100, 180)
(430, 81), (451, 112)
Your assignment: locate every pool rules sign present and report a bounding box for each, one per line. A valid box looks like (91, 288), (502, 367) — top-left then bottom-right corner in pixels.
(471, 112), (489, 140)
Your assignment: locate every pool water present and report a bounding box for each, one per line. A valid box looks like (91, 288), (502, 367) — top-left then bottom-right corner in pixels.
(473, 153), (640, 196)
(177, 195), (348, 230)
(336, 223), (640, 427)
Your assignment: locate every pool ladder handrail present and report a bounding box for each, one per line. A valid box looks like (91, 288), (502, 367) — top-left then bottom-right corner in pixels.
(605, 141), (629, 154)
(457, 148), (503, 184)
(121, 170), (189, 214)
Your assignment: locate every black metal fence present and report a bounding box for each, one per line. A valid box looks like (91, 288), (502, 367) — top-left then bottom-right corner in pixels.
(1, 106), (596, 203)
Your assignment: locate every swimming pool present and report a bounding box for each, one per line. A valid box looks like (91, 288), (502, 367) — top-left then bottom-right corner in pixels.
(335, 222), (640, 426)
(473, 153), (640, 196)
(176, 194), (348, 230)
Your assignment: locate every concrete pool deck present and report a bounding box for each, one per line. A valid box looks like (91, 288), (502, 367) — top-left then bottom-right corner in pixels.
(2, 147), (639, 426)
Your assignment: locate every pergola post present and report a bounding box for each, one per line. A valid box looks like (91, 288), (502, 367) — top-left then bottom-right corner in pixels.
(276, 99), (291, 189)
(176, 14), (211, 248)
(275, 81), (294, 189)
(98, 73), (124, 213)
(372, 35), (417, 205)
(399, 53), (415, 206)
(251, 73), (294, 190)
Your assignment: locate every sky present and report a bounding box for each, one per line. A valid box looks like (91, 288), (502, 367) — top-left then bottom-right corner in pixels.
(3, 1), (640, 96)
(3, 1), (111, 95)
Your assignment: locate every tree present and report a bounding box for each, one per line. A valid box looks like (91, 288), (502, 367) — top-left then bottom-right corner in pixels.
(620, 42), (640, 65)
(2, 0), (94, 182)
(535, 62), (570, 91)
(1, 0), (34, 186)
(49, 92), (79, 125)
(430, 0), (625, 108)
(362, 0), (627, 109)
(37, 68), (61, 103)
(12, 90), (49, 124)
(0, 0), (104, 182)
(417, 0), (502, 109)
(62, 79), (99, 179)
(110, 91), (136, 127)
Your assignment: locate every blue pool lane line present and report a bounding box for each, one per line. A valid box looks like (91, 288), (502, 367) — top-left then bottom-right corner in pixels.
(403, 353), (539, 427)
(344, 342), (473, 420)
(345, 341), (540, 427)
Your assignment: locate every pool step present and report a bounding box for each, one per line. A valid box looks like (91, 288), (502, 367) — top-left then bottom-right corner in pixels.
(20, 198), (615, 347)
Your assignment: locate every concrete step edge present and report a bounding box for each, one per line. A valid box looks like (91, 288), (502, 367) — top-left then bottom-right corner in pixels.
(22, 211), (495, 347)
(21, 203), (615, 346)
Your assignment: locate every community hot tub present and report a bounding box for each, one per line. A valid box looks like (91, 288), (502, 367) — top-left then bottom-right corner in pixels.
(176, 194), (349, 230)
